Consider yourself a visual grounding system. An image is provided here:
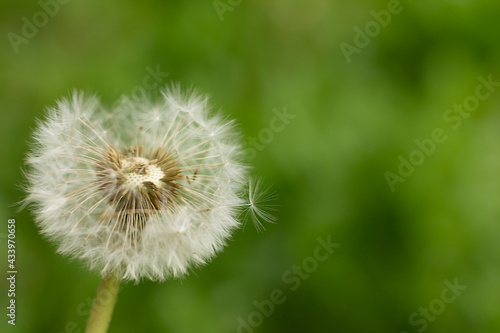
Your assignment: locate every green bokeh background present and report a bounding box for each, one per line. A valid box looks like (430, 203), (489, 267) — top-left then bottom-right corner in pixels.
(2, 0), (500, 332)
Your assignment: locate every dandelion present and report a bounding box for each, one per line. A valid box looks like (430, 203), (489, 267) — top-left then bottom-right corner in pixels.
(23, 87), (273, 332)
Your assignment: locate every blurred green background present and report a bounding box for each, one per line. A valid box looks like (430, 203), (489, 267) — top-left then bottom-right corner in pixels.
(2, 0), (500, 332)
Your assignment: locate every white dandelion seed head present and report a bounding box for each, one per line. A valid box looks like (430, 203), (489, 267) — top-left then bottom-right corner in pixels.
(23, 87), (272, 282)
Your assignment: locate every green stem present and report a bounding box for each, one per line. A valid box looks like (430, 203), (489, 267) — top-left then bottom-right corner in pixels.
(85, 274), (122, 333)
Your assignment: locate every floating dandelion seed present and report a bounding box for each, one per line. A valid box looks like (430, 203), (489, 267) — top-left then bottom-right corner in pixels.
(241, 177), (278, 232)
(23, 87), (272, 283)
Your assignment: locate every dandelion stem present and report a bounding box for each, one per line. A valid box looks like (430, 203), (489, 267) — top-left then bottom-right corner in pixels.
(85, 274), (122, 333)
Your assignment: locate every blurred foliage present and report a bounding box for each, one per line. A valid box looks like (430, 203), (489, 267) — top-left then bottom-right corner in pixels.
(1, 0), (500, 332)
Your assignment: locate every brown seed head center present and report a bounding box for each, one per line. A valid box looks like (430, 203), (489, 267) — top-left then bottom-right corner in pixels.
(121, 157), (165, 189)
(95, 146), (183, 237)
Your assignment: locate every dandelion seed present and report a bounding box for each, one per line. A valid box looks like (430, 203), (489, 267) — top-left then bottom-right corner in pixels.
(241, 176), (279, 232)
